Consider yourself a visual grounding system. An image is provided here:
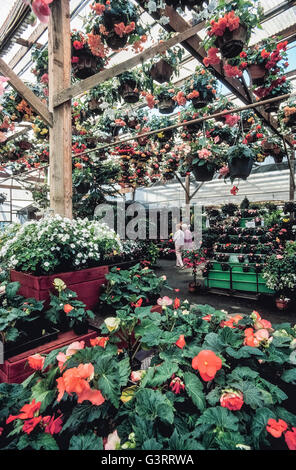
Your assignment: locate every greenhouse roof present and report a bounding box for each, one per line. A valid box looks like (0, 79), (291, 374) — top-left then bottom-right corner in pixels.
(0, 0), (295, 220)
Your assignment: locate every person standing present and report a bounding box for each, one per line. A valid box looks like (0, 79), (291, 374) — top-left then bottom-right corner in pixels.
(173, 223), (185, 268)
(183, 224), (193, 250)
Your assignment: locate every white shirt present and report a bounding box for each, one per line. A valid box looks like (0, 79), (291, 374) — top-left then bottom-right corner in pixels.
(173, 229), (184, 246)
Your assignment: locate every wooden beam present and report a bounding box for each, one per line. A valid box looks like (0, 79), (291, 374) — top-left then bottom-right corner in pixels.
(5, 127), (30, 143)
(14, 38), (43, 49)
(48, 0), (72, 218)
(9, 23), (47, 70)
(0, 58), (53, 127)
(53, 22), (207, 107)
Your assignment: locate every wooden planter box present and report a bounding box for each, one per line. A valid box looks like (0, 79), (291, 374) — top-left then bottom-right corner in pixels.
(10, 265), (109, 311)
(0, 328), (99, 384)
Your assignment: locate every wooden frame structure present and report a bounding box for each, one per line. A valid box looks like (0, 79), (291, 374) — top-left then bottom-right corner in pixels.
(0, 0), (295, 218)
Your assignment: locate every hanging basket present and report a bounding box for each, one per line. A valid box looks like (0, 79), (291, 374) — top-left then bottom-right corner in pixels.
(191, 98), (208, 109)
(273, 154), (284, 164)
(247, 64), (267, 86)
(126, 118), (138, 129)
(72, 53), (99, 80)
(155, 129), (174, 142)
(106, 32), (128, 50)
(184, 121), (202, 133)
(192, 163), (215, 182)
(229, 157), (253, 180)
(284, 111), (296, 129)
(261, 97), (281, 113)
(150, 59), (174, 84)
(118, 81), (140, 104)
(158, 98), (176, 114)
(137, 134), (149, 146)
(75, 182), (91, 194)
(88, 98), (104, 114)
(215, 24), (248, 59)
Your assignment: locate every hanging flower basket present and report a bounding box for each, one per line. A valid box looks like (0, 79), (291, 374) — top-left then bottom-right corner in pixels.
(247, 64), (267, 86)
(158, 98), (176, 114)
(156, 129), (174, 142)
(72, 52), (99, 80)
(106, 32), (128, 50)
(261, 97), (281, 114)
(273, 154), (284, 164)
(88, 98), (104, 114)
(191, 98), (208, 109)
(192, 163), (215, 182)
(215, 24), (248, 59)
(229, 157), (253, 180)
(284, 111), (296, 128)
(150, 59), (174, 84)
(118, 80), (140, 104)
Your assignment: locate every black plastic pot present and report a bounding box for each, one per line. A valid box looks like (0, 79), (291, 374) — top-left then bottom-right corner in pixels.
(191, 98), (208, 109)
(158, 98), (176, 114)
(215, 24), (248, 59)
(73, 321), (89, 336)
(106, 32), (128, 50)
(229, 157), (253, 180)
(150, 59), (174, 84)
(192, 164), (215, 182)
(72, 53), (99, 79)
(118, 81), (140, 104)
(4, 327), (59, 360)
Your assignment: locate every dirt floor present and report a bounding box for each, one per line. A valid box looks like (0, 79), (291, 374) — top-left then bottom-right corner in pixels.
(155, 258), (296, 325)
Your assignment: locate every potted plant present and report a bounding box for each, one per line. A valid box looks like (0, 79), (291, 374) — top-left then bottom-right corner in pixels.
(254, 75), (292, 113)
(227, 143), (255, 181)
(244, 37), (289, 86)
(1, 216), (122, 311)
(183, 66), (218, 109)
(84, 82), (118, 117)
(202, 0), (263, 60)
(148, 115), (176, 143)
(279, 97), (296, 130)
(190, 137), (227, 182)
(263, 254), (296, 310)
(71, 30), (107, 80)
(88, 0), (147, 51)
(206, 95), (236, 123)
(182, 249), (206, 292)
(143, 33), (185, 83)
(179, 105), (203, 135)
(154, 83), (177, 114)
(117, 70), (144, 104)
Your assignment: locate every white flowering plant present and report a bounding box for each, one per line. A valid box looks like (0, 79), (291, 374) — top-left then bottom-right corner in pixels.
(0, 215), (122, 276)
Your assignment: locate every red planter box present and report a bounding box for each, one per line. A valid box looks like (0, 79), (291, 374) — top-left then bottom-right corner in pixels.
(0, 329), (98, 384)
(10, 265), (109, 310)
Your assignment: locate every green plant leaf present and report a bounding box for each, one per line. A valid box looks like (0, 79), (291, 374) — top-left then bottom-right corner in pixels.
(184, 372), (206, 412)
(69, 432), (103, 450)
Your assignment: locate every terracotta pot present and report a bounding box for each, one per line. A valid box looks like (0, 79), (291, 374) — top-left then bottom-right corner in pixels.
(275, 298), (290, 311)
(150, 59), (174, 83)
(188, 282), (197, 293)
(215, 23), (248, 59)
(248, 64), (267, 86)
(158, 98), (176, 114)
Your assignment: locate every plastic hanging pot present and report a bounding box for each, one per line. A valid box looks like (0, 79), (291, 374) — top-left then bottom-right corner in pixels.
(192, 163), (215, 181)
(247, 64), (267, 86)
(158, 98), (176, 114)
(273, 154), (284, 164)
(106, 32), (128, 50)
(285, 111), (296, 128)
(88, 98), (104, 114)
(150, 59), (174, 84)
(215, 24), (248, 59)
(118, 80), (140, 104)
(191, 98), (208, 109)
(229, 157), (253, 180)
(72, 53), (99, 79)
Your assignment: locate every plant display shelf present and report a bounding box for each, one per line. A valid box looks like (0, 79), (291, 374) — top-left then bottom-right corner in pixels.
(205, 262), (274, 295)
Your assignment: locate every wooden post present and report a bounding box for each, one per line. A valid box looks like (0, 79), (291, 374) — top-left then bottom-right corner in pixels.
(48, 0), (72, 218)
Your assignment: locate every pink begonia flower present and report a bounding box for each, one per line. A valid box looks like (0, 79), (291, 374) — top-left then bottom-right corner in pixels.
(0, 77), (9, 96)
(31, 0), (54, 24)
(0, 132), (7, 143)
(66, 341), (85, 356)
(254, 318), (272, 331)
(219, 165), (229, 176)
(104, 430), (121, 450)
(130, 370), (145, 382)
(254, 328), (270, 342)
(224, 114), (240, 127)
(157, 296), (173, 307)
(198, 148), (212, 159)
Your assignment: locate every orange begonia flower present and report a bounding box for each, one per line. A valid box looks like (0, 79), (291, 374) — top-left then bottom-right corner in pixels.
(192, 350), (222, 382)
(266, 418), (288, 438)
(176, 335), (186, 349)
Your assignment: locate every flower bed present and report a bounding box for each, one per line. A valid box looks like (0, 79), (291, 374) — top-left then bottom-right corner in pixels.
(1, 297), (296, 450)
